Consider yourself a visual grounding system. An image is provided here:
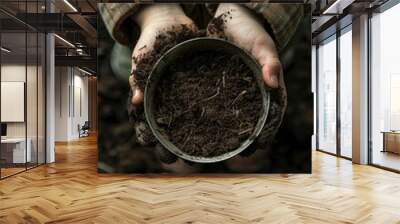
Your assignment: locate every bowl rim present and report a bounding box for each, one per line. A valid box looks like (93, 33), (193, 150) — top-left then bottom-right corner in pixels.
(144, 37), (270, 163)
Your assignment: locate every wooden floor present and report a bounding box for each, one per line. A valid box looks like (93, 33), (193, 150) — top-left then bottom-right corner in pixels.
(372, 150), (400, 171)
(1, 135), (400, 224)
(1, 167), (26, 178)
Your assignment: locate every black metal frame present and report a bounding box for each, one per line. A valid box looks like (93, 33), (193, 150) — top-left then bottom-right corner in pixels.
(315, 21), (353, 161)
(0, 16), (2, 179)
(315, 44), (319, 151)
(367, 0), (400, 172)
(315, 33), (337, 156)
(0, 0), (47, 180)
(336, 27), (341, 158)
(367, 10), (373, 166)
(315, 0), (400, 173)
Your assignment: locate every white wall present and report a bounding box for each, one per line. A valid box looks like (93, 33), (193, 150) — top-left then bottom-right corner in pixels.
(1, 66), (26, 138)
(1, 65), (39, 138)
(55, 66), (89, 141)
(55, 66), (69, 141)
(72, 73), (89, 138)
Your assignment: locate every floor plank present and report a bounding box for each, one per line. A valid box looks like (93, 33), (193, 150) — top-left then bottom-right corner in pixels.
(1, 135), (400, 224)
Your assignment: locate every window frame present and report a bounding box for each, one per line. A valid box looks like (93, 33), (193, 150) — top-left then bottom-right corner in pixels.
(315, 23), (353, 161)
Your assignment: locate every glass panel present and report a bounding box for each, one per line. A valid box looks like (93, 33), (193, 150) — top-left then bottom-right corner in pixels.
(27, 31), (38, 169)
(0, 0), (46, 178)
(26, 0), (38, 169)
(317, 36), (337, 154)
(1, 31), (27, 177)
(38, 32), (45, 165)
(371, 4), (400, 171)
(312, 45), (317, 150)
(339, 28), (352, 158)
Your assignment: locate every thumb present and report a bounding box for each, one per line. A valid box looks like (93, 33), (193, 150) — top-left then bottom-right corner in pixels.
(251, 36), (282, 89)
(261, 58), (281, 89)
(129, 74), (144, 106)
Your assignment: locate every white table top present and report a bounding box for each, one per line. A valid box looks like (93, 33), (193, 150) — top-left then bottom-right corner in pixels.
(1, 138), (27, 143)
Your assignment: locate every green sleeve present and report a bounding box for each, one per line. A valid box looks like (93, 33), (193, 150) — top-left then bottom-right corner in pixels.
(98, 3), (142, 45)
(206, 3), (304, 50)
(243, 3), (304, 49)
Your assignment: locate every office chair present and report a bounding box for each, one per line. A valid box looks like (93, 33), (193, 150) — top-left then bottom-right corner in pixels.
(79, 121), (90, 138)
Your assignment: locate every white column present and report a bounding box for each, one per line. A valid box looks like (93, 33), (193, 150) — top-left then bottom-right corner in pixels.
(46, 32), (55, 163)
(45, 0), (56, 163)
(352, 14), (369, 164)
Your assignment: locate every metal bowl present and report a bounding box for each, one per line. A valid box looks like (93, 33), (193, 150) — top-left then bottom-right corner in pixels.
(144, 37), (270, 163)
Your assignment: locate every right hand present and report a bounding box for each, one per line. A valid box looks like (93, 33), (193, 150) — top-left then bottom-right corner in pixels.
(130, 4), (197, 106)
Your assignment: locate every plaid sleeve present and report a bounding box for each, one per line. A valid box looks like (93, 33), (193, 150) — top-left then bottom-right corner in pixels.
(243, 3), (304, 49)
(98, 3), (142, 45)
(207, 3), (304, 50)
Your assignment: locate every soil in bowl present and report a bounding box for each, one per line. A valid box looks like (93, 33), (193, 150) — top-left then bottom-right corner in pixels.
(133, 25), (202, 91)
(154, 50), (263, 157)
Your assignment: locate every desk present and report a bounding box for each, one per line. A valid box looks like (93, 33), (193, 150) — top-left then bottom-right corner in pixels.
(1, 138), (31, 163)
(382, 131), (400, 154)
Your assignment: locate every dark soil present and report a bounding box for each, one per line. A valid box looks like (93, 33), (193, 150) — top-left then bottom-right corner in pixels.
(133, 25), (201, 91)
(207, 11), (231, 38)
(130, 15), (264, 158)
(132, 12), (232, 91)
(154, 51), (263, 157)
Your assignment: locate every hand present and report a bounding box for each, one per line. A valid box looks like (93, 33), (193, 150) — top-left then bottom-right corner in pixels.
(208, 3), (283, 89)
(208, 4), (287, 159)
(130, 4), (197, 106)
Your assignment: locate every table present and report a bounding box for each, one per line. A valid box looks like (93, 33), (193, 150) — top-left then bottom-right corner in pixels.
(382, 131), (400, 154)
(1, 138), (31, 163)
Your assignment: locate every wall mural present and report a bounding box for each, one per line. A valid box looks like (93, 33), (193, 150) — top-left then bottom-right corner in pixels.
(97, 3), (312, 173)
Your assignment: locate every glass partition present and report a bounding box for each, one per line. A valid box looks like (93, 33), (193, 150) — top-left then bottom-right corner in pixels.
(1, 31), (28, 177)
(38, 32), (45, 165)
(370, 3), (400, 171)
(27, 30), (38, 169)
(0, 0), (46, 179)
(317, 35), (337, 154)
(339, 26), (352, 158)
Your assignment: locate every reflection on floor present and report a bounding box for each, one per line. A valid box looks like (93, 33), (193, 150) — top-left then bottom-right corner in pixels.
(0, 167), (25, 178)
(373, 150), (400, 171)
(0, 163), (42, 179)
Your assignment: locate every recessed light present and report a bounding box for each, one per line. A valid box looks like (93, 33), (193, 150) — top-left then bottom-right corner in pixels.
(63, 0), (78, 12)
(54, 34), (75, 48)
(78, 67), (92, 76)
(1, 47), (11, 53)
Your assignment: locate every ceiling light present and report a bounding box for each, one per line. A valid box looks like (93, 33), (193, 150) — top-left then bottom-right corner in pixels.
(78, 67), (92, 76)
(54, 34), (75, 48)
(76, 48), (87, 56)
(1, 47), (11, 53)
(322, 0), (355, 15)
(63, 0), (78, 12)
